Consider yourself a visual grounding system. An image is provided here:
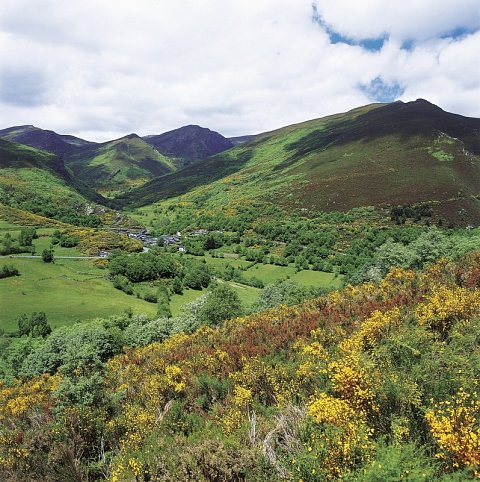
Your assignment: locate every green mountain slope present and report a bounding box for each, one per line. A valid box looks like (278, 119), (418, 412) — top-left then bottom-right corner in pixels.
(65, 134), (176, 196)
(0, 139), (110, 225)
(117, 100), (480, 223)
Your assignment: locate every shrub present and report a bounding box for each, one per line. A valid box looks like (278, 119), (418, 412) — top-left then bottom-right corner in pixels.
(0, 264), (19, 279)
(41, 248), (54, 263)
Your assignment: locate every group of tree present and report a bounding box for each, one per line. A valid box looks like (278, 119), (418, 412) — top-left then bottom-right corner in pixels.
(146, 201), (464, 282)
(109, 248), (212, 298)
(16, 311), (52, 338)
(51, 229), (80, 247)
(3, 187), (102, 227)
(351, 226), (480, 283)
(0, 228), (37, 255)
(390, 203), (433, 224)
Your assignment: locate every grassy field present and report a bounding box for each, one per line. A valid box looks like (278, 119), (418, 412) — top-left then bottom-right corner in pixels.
(1, 226), (340, 332)
(0, 258), (157, 331)
(1, 227), (84, 257)
(0, 219), (19, 231)
(170, 288), (205, 316)
(32, 230), (83, 257)
(243, 263), (343, 289)
(198, 255), (252, 270)
(197, 255), (343, 289)
(228, 282), (261, 308)
(290, 269), (343, 289)
(243, 263), (296, 283)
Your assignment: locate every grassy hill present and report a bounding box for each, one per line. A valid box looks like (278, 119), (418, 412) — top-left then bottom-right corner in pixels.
(0, 139), (115, 225)
(118, 100), (480, 223)
(65, 134), (176, 196)
(0, 137), (71, 173)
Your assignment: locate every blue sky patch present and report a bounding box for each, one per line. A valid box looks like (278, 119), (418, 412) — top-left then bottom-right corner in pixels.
(441, 26), (478, 40)
(359, 77), (405, 103)
(401, 39), (415, 51)
(312, 4), (387, 51)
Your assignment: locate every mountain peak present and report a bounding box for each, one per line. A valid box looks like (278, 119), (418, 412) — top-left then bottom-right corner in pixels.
(122, 133), (141, 140)
(143, 125), (233, 164)
(0, 125), (93, 155)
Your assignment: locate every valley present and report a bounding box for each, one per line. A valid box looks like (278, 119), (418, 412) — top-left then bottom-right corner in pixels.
(1, 100), (480, 480)
(2, 100), (480, 333)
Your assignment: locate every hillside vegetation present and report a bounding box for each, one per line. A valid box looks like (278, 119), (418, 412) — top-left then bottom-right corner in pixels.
(65, 135), (176, 197)
(0, 252), (479, 480)
(118, 100), (480, 224)
(0, 139), (112, 226)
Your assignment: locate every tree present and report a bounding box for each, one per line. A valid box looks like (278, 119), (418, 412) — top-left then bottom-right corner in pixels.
(198, 283), (243, 326)
(157, 291), (172, 318)
(375, 238), (416, 273)
(410, 228), (452, 267)
(42, 248), (54, 263)
(252, 280), (322, 312)
(17, 312), (51, 337)
(18, 227), (36, 247)
(171, 276), (183, 294)
(183, 262), (211, 290)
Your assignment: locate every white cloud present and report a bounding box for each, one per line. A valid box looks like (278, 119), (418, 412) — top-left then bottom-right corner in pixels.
(313, 0), (480, 41)
(0, 0), (479, 141)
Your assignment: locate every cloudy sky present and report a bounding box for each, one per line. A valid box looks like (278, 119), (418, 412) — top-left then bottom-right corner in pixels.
(1, 0), (479, 141)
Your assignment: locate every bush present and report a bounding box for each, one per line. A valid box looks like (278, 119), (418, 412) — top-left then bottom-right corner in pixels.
(41, 248), (54, 263)
(123, 317), (173, 347)
(198, 283), (243, 326)
(143, 292), (158, 303)
(344, 443), (438, 482)
(0, 264), (19, 279)
(183, 262), (211, 290)
(112, 275), (134, 295)
(18, 227), (36, 246)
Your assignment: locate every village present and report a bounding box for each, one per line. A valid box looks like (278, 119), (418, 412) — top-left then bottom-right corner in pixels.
(113, 228), (217, 255)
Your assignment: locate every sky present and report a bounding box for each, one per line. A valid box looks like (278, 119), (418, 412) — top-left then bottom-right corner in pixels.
(0, 0), (479, 142)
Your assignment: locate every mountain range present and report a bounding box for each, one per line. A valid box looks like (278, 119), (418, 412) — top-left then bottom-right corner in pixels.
(0, 124), (236, 197)
(1, 99), (480, 224)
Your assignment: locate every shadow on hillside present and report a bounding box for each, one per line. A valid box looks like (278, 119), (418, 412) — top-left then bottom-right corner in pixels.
(274, 101), (480, 172)
(116, 149), (254, 207)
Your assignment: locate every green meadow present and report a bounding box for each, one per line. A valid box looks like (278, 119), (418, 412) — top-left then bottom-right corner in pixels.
(290, 269), (343, 288)
(243, 262), (344, 288)
(0, 258), (157, 331)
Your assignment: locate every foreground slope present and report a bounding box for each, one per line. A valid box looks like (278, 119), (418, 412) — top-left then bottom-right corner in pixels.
(119, 100), (480, 223)
(65, 134), (176, 196)
(0, 252), (479, 480)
